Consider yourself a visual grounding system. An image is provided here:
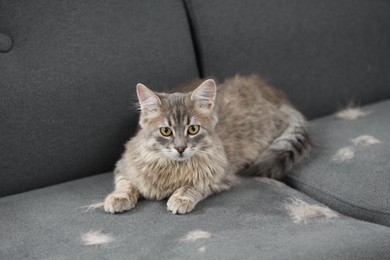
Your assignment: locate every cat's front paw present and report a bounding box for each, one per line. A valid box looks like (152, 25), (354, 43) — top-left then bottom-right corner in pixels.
(104, 192), (136, 214)
(167, 195), (195, 214)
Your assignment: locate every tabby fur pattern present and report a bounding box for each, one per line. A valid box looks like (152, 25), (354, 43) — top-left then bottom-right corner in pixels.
(104, 74), (310, 214)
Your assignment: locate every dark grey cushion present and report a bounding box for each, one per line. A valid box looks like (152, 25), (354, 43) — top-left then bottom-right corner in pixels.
(185, 0), (390, 119)
(287, 99), (390, 227)
(0, 32), (13, 52)
(0, 0), (199, 197)
(1, 173), (390, 259)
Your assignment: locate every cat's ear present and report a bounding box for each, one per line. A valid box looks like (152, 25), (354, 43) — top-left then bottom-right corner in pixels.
(136, 83), (161, 113)
(191, 79), (217, 110)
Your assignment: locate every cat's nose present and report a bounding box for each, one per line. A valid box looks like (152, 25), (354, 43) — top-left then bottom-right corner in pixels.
(174, 146), (187, 154)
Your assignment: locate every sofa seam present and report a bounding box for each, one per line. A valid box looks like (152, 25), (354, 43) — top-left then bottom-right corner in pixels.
(182, 0), (204, 78)
(286, 175), (390, 216)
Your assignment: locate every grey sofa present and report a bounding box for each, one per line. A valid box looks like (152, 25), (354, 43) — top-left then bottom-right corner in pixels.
(1, 0), (390, 259)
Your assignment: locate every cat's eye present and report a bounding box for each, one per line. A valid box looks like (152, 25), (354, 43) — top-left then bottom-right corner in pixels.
(187, 125), (200, 135)
(160, 127), (172, 137)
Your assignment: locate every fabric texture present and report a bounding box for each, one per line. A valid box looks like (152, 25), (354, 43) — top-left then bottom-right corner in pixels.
(185, 0), (390, 119)
(1, 173), (390, 259)
(0, 0), (199, 197)
(0, 32), (12, 52)
(287, 100), (390, 227)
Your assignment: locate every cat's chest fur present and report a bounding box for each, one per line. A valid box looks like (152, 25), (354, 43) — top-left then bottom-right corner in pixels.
(137, 161), (206, 200)
(120, 136), (228, 200)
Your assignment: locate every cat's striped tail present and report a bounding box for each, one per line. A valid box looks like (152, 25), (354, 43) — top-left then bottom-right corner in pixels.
(241, 105), (311, 180)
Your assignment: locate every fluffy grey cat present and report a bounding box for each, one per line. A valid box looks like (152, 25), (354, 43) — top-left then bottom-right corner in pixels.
(104, 74), (311, 214)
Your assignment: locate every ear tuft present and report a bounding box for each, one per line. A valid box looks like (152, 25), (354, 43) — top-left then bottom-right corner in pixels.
(136, 83), (161, 113)
(191, 79), (217, 110)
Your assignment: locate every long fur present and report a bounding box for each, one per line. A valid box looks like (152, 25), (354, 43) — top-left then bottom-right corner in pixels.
(336, 107), (370, 120)
(284, 198), (339, 223)
(238, 104), (311, 179)
(180, 230), (211, 242)
(332, 146), (355, 162)
(104, 74), (310, 214)
(81, 231), (115, 246)
(351, 135), (380, 146)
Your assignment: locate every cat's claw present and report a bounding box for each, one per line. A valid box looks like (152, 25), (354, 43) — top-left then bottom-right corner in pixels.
(167, 196), (195, 214)
(104, 192), (136, 214)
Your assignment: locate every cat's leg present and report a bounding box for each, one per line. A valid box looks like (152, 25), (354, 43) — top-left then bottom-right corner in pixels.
(104, 177), (139, 214)
(167, 173), (237, 214)
(167, 186), (210, 214)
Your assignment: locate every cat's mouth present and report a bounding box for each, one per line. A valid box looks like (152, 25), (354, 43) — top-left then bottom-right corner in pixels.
(163, 148), (194, 161)
(173, 153), (189, 161)
(171, 151), (192, 161)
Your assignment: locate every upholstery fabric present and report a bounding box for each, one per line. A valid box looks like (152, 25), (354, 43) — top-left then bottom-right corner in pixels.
(0, 0), (199, 196)
(287, 100), (390, 227)
(0, 32), (13, 52)
(1, 173), (390, 259)
(184, 0), (390, 119)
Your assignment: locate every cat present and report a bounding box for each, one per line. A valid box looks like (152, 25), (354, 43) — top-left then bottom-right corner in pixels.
(104, 74), (311, 214)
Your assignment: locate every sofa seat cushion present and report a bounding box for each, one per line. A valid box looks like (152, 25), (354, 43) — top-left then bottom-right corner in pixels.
(287, 100), (390, 227)
(1, 173), (390, 259)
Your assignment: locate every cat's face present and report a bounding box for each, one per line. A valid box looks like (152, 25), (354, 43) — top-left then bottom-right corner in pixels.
(136, 80), (218, 161)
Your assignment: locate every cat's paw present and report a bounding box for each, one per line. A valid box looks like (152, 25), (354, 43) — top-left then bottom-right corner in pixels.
(104, 192), (135, 214)
(167, 195), (195, 214)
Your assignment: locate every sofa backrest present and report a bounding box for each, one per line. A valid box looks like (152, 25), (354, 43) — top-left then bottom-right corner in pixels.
(185, 0), (390, 119)
(0, 0), (199, 197)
